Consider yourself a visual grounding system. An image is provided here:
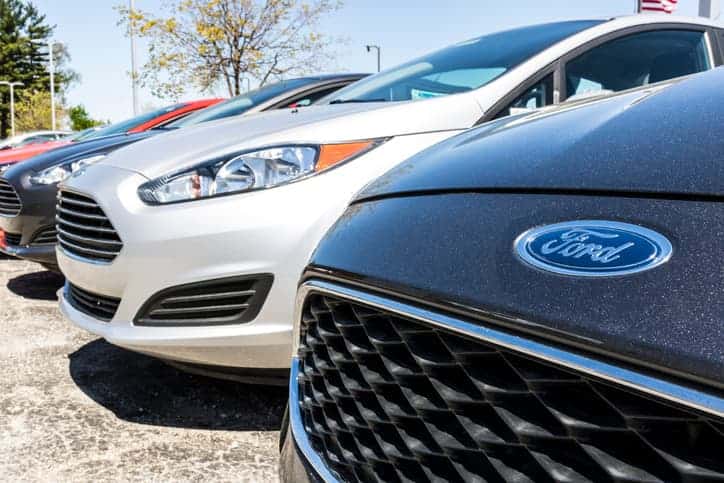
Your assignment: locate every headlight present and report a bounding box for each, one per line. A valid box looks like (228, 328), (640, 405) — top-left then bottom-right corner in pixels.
(138, 140), (384, 205)
(0, 163), (12, 174)
(29, 154), (107, 185)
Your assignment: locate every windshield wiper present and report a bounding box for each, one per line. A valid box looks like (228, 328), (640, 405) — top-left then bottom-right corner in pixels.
(329, 98), (387, 104)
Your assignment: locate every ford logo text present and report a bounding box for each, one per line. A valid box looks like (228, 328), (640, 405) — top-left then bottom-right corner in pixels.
(514, 220), (672, 277)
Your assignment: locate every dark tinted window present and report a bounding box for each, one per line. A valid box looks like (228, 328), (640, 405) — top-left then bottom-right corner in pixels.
(79, 103), (186, 140)
(565, 30), (710, 99)
(327, 20), (602, 103)
(170, 78), (316, 127)
(496, 73), (554, 118)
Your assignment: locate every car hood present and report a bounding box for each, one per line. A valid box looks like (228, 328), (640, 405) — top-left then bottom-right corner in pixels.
(1, 131), (157, 180)
(359, 70), (724, 201)
(0, 140), (70, 162)
(99, 95), (481, 179)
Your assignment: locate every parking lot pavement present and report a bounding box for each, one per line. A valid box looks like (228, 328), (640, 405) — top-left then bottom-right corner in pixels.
(0, 254), (286, 482)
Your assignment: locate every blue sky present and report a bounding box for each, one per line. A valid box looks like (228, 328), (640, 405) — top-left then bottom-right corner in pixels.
(34, 0), (711, 123)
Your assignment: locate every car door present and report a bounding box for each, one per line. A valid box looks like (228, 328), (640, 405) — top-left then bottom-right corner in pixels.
(485, 23), (718, 121)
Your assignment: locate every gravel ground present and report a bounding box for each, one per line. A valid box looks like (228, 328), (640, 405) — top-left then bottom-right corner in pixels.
(0, 254), (286, 482)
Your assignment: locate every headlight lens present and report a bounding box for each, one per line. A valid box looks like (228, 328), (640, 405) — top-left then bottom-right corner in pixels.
(29, 154), (107, 185)
(0, 163), (12, 174)
(138, 141), (382, 205)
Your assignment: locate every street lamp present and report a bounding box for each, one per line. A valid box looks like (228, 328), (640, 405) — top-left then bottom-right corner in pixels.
(0, 81), (24, 137)
(31, 39), (59, 130)
(366, 45), (381, 73)
(129, 0), (140, 115)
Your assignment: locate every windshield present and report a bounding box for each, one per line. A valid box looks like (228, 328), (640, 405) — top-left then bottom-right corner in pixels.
(77, 103), (186, 141)
(169, 78), (315, 128)
(327, 20), (602, 104)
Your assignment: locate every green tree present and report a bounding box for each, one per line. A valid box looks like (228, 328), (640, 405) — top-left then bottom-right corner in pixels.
(0, 0), (77, 137)
(68, 104), (104, 131)
(14, 89), (65, 132)
(117, 0), (342, 100)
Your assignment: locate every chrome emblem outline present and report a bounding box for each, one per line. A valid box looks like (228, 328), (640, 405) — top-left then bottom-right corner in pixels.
(514, 220), (672, 277)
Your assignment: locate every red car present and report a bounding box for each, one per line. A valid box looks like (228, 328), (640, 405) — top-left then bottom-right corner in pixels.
(0, 99), (223, 168)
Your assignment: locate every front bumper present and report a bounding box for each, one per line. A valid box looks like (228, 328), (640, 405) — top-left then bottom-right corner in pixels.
(0, 174), (59, 265)
(0, 242), (56, 266)
(56, 164), (334, 369)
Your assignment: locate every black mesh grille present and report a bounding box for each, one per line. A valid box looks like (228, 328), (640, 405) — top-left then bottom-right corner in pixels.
(4, 232), (21, 246)
(297, 293), (724, 483)
(66, 282), (120, 322)
(31, 226), (58, 245)
(56, 190), (122, 262)
(135, 275), (273, 326)
(0, 179), (21, 216)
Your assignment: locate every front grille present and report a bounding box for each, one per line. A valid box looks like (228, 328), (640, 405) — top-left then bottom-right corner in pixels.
(31, 226), (58, 245)
(135, 275), (273, 326)
(0, 179), (21, 216)
(56, 190), (123, 262)
(66, 282), (120, 321)
(297, 293), (724, 482)
(4, 232), (21, 246)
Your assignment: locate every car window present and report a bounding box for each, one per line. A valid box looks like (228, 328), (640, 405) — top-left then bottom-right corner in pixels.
(169, 78), (316, 127)
(326, 20), (603, 104)
(495, 74), (555, 118)
(285, 84), (350, 108)
(79, 103), (186, 140)
(565, 30), (710, 99)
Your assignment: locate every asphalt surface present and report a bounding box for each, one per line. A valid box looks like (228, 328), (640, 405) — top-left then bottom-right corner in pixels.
(0, 254), (286, 482)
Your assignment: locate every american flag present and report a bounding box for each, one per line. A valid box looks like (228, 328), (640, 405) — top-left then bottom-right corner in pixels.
(639, 0), (679, 13)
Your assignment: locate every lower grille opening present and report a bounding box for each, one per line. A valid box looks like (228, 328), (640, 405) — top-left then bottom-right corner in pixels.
(66, 282), (120, 322)
(134, 274), (273, 326)
(31, 227), (58, 245)
(297, 292), (724, 483)
(4, 232), (21, 246)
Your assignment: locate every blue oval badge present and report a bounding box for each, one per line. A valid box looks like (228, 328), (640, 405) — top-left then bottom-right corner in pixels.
(515, 220), (672, 277)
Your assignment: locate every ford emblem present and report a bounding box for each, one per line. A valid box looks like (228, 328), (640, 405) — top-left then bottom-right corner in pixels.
(514, 220), (672, 277)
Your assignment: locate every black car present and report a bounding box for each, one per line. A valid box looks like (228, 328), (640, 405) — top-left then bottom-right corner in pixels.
(280, 68), (724, 482)
(0, 73), (367, 270)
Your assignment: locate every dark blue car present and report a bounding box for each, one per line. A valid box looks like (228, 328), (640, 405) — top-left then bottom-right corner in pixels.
(280, 68), (724, 482)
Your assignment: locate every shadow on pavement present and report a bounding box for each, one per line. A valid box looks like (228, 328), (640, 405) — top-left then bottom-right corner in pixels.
(69, 339), (287, 431)
(7, 270), (65, 301)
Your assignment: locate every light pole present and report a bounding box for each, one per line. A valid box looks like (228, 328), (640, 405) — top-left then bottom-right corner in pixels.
(129, 0), (140, 115)
(242, 77), (251, 93)
(0, 81), (24, 137)
(699, 0), (720, 18)
(31, 39), (59, 130)
(366, 45), (381, 73)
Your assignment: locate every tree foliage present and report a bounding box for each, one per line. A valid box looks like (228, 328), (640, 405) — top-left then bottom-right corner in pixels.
(0, 0), (77, 137)
(118, 0), (342, 99)
(68, 104), (105, 131)
(14, 89), (65, 132)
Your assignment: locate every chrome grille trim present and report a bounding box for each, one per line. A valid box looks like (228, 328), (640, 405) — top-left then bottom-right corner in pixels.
(290, 280), (724, 482)
(56, 190), (122, 263)
(0, 179), (21, 217)
(293, 281), (724, 418)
